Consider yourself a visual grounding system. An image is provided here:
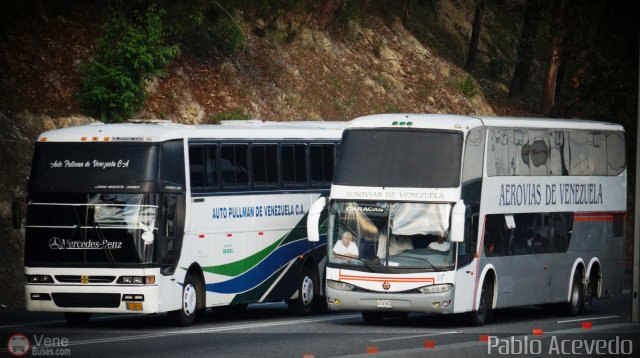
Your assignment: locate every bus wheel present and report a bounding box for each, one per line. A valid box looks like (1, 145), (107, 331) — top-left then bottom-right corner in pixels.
(468, 283), (490, 326)
(564, 271), (583, 316)
(169, 273), (199, 326)
(580, 276), (596, 314)
(362, 311), (384, 324)
(288, 266), (316, 315)
(64, 312), (91, 326)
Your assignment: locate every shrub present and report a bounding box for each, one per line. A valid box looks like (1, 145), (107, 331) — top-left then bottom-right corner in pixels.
(76, 7), (179, 122)
(210, 109), (251, 124)
(457, 75), (479, 98)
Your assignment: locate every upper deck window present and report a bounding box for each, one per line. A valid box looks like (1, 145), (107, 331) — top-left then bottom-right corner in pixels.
(334, 129), (463, 188)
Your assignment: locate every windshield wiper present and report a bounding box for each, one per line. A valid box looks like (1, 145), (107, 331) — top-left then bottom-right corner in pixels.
(391, 254), (438, 270)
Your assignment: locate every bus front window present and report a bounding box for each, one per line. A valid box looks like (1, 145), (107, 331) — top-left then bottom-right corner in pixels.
(327, 201), (455, 271)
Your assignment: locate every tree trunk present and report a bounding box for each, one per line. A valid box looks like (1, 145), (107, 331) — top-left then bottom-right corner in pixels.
(464, 0), (485, 71)
(316, 0), (342, 30)
(508, 0), (541, 99)
(402, 0), (412, 25)
(541, 0), (569, 115)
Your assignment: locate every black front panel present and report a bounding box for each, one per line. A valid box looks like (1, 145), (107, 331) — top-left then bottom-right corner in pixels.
(51, 293), (121, 308)
(29, 142), (159, 193)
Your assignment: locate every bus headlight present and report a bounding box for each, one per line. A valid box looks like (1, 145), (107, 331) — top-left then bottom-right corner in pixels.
(418, 284), (453, 294)
(118, 275), (155, 285)
(327, 280), (355, 291)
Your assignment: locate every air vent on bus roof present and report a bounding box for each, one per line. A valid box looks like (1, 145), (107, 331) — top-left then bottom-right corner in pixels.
(127, 119), (173, 124)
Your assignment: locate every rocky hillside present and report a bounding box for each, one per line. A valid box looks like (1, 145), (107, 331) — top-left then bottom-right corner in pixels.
(0, 0), (636, 309)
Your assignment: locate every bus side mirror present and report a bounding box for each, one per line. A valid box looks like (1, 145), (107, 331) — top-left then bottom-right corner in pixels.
(307, 197), (327, 242)
(450, 200), (465, 243)
(12, 199), (22, 230)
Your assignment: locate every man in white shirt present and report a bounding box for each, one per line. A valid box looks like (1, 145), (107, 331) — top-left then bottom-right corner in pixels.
(333, 231), (359, 259)
(428, 234), (450, 252)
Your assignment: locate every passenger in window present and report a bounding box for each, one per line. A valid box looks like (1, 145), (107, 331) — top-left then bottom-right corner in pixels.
(428, 233), (450, 252)
(333, 231), (359, 259)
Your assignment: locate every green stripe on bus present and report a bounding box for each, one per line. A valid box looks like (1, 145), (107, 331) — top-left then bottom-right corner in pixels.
(202, 237), (282, 277)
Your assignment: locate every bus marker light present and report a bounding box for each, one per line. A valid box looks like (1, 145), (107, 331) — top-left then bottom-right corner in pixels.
(424, 340), (435, 348)
(126, 302), (143, 311)
(227, 234), (233, 237)
(532, 328), (543, 336)
(334, 299), (341, 305)
(81, 137), (87, 141)
(40, 137), (47, 142)
(480, 335), (489, 342)
(258, 232), (263, 236)
(366, 346), (378, 354)
(198, 234), (205, 239)
(104, 137), (110, 141)
(298, 255), (304, 260)
(582, 322), (592, 329)
(92, 137), (99, 141)
(145, 275), (155, 284)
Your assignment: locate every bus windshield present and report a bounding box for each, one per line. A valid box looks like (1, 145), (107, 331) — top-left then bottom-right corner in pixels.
(25, 193), (159, 266)
(333, 129), (463, 188)
(327, 201), (455, 271)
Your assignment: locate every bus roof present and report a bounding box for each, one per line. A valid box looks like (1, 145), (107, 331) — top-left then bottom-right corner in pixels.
(345, 114), (624, 132)
(37, 120), (347, 143)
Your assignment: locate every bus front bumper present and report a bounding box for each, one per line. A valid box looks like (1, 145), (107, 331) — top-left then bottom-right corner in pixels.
(325, 286), (455, 314)
(25, 284), (161, 314)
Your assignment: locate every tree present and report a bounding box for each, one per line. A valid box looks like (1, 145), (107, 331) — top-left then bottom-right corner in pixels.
(540, 0), (568, 115)
(464, 0), (486, 71)
(316, 0), (343, 30)
(508, 0), (541, 99)
(76, 7), (179, 122)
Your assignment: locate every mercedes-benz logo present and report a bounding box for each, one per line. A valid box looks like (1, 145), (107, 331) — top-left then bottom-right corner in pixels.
(49, 237), (63, 250)
(382, 282), (390, 290)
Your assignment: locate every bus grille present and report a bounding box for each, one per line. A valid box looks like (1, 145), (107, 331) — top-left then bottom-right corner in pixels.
(52, 293), (121, 308)
(55, 275), (116, 283)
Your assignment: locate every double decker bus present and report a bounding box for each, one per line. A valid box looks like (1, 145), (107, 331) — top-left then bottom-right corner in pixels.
(22, 120), (344, 326)
(307, 114), (626, 325)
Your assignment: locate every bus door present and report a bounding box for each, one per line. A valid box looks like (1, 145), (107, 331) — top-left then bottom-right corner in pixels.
(159, 193), (185, 275)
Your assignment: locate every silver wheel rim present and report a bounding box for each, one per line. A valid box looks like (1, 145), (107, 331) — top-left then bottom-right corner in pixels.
(183, 283), (197, 316)
(301, 276), (314, 307)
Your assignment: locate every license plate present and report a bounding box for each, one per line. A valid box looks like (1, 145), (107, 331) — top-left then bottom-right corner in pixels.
(376, 299), (392, 309)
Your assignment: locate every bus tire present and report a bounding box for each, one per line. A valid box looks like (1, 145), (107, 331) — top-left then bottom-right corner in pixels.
(564, 271), (583, 316)
(580, 274), (597, 315)
(64, 312), (91, 326)
(169, 273), (199, 326)
(288, 266), (316, 315)
(362, 311), (384, 324)
(467, 282), (491, 326)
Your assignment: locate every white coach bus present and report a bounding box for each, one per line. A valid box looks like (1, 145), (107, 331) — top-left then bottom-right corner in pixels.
(307, 114), (626, 325)
(21, 120), (344, 326)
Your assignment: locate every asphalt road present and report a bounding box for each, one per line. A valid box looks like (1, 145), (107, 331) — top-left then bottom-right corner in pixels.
(1, 293), (639, 357)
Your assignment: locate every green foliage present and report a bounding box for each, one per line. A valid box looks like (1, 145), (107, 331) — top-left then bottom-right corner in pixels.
(77, 7), (179, 122)
(457, 75), (479, 98)
(210, 109), (251, 124)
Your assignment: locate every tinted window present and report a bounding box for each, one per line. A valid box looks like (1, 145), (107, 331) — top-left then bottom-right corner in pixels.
(281, 144), (308, 185)
(484, 212), (573, 256)
(334, 129), (463, 188)
(161, 140), (185, 187)
(189, 145), (217, 188)
(310, 144), (335, 184)
(29, 143), (158, 193)
(607, 132), (625, 175)
(252, 144), (279, 186)
(221, 144), (249, 187)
